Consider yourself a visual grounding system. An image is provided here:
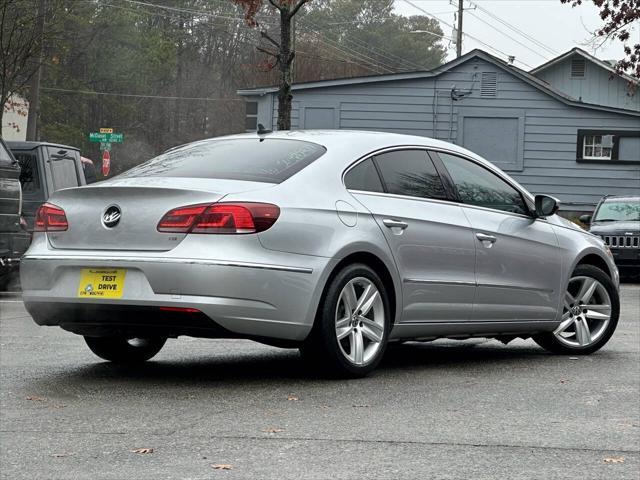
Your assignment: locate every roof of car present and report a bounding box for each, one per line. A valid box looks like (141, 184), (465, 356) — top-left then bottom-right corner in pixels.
(601, 195), (640, 201)
(6, 140), (80, 151)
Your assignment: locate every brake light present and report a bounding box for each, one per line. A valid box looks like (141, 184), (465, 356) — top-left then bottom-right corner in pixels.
(34, 203), (68, 232)
(157, 202), (279, 234)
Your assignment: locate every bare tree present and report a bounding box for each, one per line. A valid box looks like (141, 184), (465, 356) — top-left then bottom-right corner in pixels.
(0, 0), (48, 134)
(233, 0), (310, 130)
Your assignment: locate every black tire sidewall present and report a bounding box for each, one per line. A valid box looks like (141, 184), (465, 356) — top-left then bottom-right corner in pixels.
(306, 263), (391, 377)
(534, 264), (620, 355)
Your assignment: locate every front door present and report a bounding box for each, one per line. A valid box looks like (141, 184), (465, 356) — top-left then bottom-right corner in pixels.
(436, 152), (562, 322)
(345, 149), (476, 323)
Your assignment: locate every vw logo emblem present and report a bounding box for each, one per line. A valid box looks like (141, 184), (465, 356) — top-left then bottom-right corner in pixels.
(102, 205), (122, 228)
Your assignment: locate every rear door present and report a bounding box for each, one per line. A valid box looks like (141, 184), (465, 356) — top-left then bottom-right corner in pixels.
(0, 139), (21, 251)
(435, 151), (561, 322)
(10, 147), (45, 231)
(345, 149), (476, 323)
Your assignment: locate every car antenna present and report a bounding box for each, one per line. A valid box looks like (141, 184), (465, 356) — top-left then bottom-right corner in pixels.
(257, 123), (272, 141)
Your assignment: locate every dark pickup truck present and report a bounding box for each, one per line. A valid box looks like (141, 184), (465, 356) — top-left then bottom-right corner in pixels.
(0, 138), (30, 289)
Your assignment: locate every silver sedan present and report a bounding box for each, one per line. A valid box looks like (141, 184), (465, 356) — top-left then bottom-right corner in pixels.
(20, 130), (620, 377)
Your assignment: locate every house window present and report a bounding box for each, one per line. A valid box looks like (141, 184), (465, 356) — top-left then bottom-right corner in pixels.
(245, 101), (258, 131)
(577, 129), (640, 164)
(583, 135), (612, 160)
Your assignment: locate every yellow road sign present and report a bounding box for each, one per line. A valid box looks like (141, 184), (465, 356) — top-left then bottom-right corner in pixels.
(99, 128), (113, 134)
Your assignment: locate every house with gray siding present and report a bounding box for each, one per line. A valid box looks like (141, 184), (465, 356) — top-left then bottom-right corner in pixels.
(238, 49), (639, 212)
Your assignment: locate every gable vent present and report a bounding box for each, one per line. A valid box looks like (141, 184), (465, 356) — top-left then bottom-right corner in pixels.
(571, 58), (586, 78)
(480, 72), (497, 97)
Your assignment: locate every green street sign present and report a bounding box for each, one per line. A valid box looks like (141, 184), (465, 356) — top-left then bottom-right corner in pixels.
(89, 132), (124, 143)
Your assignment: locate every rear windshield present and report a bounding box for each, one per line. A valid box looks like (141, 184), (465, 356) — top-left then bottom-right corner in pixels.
(121, 138), (327, 183)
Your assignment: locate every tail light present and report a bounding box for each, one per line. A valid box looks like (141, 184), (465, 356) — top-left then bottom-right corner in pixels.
(157, 202), (279, 234)
(34, 203), (68, 232)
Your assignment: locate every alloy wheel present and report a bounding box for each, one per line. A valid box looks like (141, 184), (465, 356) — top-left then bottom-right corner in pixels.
(554, 276), (612, 348)
(335, 277), (385, 365)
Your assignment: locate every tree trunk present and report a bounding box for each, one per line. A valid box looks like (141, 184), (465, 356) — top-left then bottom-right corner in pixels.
(277, 8), (293, 131)
(26, 0), (45, 141)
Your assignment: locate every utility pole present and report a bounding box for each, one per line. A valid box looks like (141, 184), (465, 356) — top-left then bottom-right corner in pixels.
(456, 0), (463, 58)
(26, 0), (45, 141)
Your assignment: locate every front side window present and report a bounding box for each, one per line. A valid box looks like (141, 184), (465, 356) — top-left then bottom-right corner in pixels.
(438, 153), (528, 215)
(583, 135), (612, 160)
(245, 101), (258, 131)
(374, 150), (447, 200)
(0, 141), (14, 168)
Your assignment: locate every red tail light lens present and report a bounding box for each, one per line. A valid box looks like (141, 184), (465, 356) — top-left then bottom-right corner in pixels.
(34, 203), (68, 232)
(157, 202), (279, 234)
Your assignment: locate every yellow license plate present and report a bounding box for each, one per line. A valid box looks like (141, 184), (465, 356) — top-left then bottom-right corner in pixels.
(77, 268), (127, 299)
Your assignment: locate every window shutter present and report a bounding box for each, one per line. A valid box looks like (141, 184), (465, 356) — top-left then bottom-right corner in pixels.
(480, 72), (497, 97)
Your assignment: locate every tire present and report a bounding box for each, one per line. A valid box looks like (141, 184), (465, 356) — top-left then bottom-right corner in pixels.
(84, 336), (166, 363)
(300, 263), (391, 378)
(533, 264), (619, 355)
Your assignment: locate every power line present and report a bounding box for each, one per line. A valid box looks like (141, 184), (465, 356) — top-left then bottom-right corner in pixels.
(41, 87), (245, 101)
(466, 10), (550, 61)
(401, 0), (534, 69)
(471, 2), (559, 56)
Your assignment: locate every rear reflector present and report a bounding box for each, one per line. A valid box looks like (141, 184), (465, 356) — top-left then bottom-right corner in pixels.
(35, 203), (68, 232)
(159, 306), (201, 313)
(157, 202), (279, 234)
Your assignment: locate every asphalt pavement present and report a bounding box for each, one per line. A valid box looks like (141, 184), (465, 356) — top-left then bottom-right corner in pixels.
(1, 285), (638, 479)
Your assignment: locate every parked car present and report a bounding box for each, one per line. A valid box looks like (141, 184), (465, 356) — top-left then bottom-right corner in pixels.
(7, 141), (86, 230)
(581, 195), (639, 273)
(0, 138), (31, 290)
(20, 131), (620, 377)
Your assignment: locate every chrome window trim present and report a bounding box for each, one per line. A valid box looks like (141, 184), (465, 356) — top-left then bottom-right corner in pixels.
(21, 255), (314, 274)
(342, 144), (536, 219)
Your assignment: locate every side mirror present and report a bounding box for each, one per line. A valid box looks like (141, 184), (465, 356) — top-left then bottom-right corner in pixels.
(579, 214), (592, 225)
(534, 194), (560, 218)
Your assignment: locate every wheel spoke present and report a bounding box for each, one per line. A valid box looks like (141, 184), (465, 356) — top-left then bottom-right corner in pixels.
(350, 330), (364, 364)
(341, 283), (358, 315)
(336, 316), (350, 329)
(554, 316), (576, 335)
(585, 308), (610, 321)
(357, 287), (379, 317)
(360, 319), (383, 343)
(576, 278), (597, 304)
(574, 318), (592, 346)
(564, 291), (575, 310)
(337, 325), (353, 340)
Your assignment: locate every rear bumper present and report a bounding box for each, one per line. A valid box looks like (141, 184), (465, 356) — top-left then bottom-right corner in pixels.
(20, 242), (330, 342)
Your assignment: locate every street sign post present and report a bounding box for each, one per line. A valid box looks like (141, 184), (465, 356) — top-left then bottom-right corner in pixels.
(89, 128), (122, 178)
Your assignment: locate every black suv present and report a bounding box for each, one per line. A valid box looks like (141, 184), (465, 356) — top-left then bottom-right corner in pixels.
(582, 195), (640, 273)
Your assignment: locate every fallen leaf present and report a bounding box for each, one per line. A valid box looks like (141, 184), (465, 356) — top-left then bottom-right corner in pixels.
(132, 447), (154, 454)
(211, 464), (233, 470)
(559, 379), (568, 384)
(318, 405), (330, 410)
(26, 396), (45, 401)
(287, 395), (299, 401)
(263, 427), (285, 434)
(50, 404), (66, 409)
(604, 457), (624, 464)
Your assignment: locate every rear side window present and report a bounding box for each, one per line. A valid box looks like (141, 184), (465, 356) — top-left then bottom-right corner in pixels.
(50, 158), (80, 190)
(374, 150), (447, 200)
(0, 141), (15, 168)
(121, 138), (326, 184)
(344, 158), (384, 192)
(13, 151), (41, 195)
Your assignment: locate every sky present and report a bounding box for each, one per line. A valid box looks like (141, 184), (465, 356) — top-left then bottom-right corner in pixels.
(393, 0), (638, 70)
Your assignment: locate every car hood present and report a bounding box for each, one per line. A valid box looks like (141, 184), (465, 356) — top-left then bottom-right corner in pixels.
(590, 221), (640, 235)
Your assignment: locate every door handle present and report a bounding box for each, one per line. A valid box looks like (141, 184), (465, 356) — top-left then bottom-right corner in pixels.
(383, 219), (409, 230)
(476, 232), (497, 243)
